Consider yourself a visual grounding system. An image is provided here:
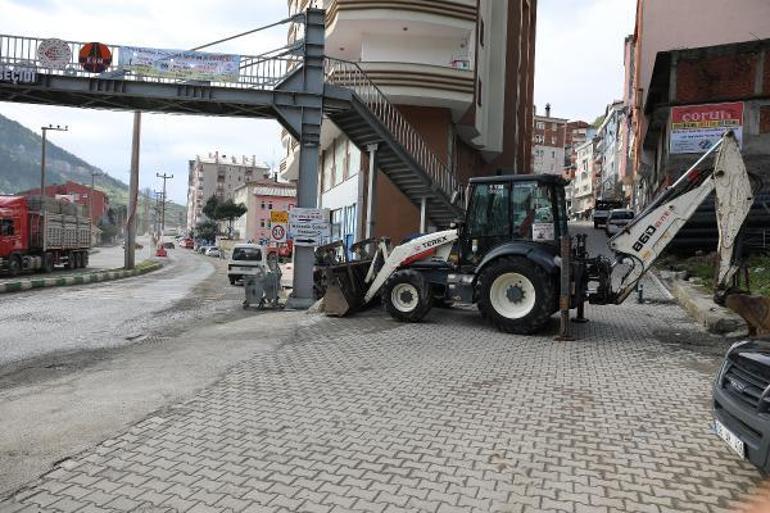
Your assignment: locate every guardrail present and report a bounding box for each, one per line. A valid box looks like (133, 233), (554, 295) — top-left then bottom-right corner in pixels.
(0, 34), (299, 90)
(324, 58), (458, 201)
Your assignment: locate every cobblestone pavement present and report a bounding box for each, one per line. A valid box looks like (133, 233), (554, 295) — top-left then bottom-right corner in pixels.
(0, 276), (763, 513)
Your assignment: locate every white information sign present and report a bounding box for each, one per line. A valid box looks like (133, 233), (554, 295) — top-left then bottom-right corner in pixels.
(118, 46), (241, 82)
(532, 222), (555, 241)
(289, 208), (331, 247)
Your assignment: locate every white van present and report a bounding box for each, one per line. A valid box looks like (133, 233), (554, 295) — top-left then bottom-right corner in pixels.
(227, 243), (268, 285)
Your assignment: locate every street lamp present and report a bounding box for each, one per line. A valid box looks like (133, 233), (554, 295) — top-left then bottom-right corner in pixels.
(40, 124), (68, 251)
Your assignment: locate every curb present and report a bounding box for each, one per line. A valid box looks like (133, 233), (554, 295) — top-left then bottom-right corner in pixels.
(0, 260), (164, 294)
(657, 271), (747, 335)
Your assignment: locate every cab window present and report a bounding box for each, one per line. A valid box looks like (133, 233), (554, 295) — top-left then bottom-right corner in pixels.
(0, 219), (14, 236)
(232, 247), (261, 261)
(512, 182), (556, 240)
(467, 183), (510, 237)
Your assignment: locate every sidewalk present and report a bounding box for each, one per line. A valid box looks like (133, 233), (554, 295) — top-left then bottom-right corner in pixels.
(0, 276), (762, 513)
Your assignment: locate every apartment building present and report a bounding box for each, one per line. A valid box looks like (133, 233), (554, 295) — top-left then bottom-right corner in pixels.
(627, 0), (770, 204)
(595, 101), (626, 201)
(532, 104), (567, 175)
(572, 138), (598, 219)
(281, 0), (537, 243)
(233, 180), (296, 244)
(186, 153), (270, 230)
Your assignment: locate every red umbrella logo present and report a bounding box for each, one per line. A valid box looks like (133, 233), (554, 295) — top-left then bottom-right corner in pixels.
(79, 43), (112, 73)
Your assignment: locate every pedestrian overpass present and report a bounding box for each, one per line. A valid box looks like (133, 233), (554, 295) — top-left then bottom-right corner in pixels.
(0, 9), (463, 303)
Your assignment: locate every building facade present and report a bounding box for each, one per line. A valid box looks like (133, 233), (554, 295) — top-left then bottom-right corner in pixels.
(532, 105), (567, 175)
(627, 0), (770, 205)
(18, 180), (109, 225)
(595, 101), (626, 201)
(640, 39), (770, 196)
(282, 0), (538, 243)
(186, 153), (270, 230)
(233, 180), (296, 244)
(572, 139), (597, 219)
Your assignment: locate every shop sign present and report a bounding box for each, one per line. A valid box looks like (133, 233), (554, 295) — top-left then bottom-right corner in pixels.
(118, 46), (240, 82)
(670, 102), (744, 154)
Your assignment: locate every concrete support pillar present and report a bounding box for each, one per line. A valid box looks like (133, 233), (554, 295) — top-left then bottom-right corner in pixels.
(286, 8), (325, 309)
(365, 143), (379, 239)
(420, 197), (427, 233)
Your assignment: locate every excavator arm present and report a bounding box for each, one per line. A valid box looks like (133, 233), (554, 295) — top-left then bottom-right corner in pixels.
(601, 131), (755, 304)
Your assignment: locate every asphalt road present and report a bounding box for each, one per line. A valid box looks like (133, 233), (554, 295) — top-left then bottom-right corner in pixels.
(0, 246), (211, 368)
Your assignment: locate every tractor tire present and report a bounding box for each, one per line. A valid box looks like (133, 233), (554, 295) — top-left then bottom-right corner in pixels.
(477, 256), (556, 335)
(383, 269), (432, 323)
(7, 255), (21, 277)
(43, 253), (54, 273)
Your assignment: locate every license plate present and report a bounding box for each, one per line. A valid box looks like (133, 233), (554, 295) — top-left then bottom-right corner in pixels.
(715, 419), (745, 459)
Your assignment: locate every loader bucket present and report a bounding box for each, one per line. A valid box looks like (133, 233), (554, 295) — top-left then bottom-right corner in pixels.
(726, 294), (770, 337)
(322, 281), (353, 317)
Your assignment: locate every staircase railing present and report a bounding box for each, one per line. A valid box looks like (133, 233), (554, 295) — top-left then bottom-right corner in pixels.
(324, 58), (458, 202)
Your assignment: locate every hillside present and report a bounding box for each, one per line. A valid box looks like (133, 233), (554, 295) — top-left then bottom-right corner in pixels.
(0, 113), (185, 225)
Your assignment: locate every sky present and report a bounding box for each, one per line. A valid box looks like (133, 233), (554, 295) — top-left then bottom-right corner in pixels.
(0, 0), (637, 204)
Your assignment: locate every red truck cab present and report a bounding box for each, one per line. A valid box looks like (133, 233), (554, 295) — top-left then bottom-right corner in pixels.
(0, 196), (31, 259)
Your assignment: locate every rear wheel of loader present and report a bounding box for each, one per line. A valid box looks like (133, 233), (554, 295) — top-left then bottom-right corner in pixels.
(383, 269), (432, 323)
(477, 256), (555, 335)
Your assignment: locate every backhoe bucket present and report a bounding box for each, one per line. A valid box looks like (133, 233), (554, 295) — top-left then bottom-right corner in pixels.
(726, 294), (770, 337)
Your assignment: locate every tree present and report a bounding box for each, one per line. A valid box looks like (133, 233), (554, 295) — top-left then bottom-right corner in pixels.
(202, 196), (220, 220)
(195, 220), (219, 242)
(215, 199), (248, 237)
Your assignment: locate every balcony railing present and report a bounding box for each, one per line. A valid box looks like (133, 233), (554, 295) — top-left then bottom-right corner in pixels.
(324, 58), (457, 201)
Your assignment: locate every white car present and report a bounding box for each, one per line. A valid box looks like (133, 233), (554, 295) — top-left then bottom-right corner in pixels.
(205, 247), (222, 258)
(227, 243), (268, 285)
(605, 209), (635, 236)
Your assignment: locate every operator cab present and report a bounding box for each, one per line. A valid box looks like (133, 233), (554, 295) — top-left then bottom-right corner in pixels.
(460, 174), (568, 266)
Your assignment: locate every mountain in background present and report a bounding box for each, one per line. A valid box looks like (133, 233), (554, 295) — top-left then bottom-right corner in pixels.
(0, 112), (186, 226)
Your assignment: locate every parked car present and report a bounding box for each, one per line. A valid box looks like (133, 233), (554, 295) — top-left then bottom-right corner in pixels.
(180, 238), (194, 249)
(593, 199), (624, 229)
(227, 244), (268, 285)
(713, 340), (770, 472)
(605, 209), (635, 236)
(162, 241), (175, 249)
(205, 247), (222, 258)
(197, 245), (212, 254)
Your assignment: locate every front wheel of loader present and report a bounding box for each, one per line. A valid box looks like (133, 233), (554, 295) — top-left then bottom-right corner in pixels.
(383, 269), (432, 323)
(477, 256), (555, 335)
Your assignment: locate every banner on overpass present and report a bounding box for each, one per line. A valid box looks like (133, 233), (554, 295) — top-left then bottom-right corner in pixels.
(118, 46), (240, 82)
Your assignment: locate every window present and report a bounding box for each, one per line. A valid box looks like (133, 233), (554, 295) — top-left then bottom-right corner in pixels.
(344, 204), (356, 237)
(0, 219), (14, 236)
(331, 208), (343, 241)
(268, 202), (273, 210)
(261, 201), (266, 209)
(468, 183), (510, 237)
(536, 122), (545, 130)
(512, 182), (555, 240)
(260, 220), (265, 228)
(322, 149), (333, 192)
(232, 247), (262, 261)
(334, 138), (346, 186)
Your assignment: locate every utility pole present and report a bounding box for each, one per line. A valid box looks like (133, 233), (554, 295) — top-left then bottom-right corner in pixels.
(90, 171), (102, 243)
(156, 172), (173, 240)
(125, 111), (140, 270)
(40, 124), (68, 251)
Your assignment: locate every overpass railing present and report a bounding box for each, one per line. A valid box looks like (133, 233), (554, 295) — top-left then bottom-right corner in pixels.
(0, 34), (299, 90)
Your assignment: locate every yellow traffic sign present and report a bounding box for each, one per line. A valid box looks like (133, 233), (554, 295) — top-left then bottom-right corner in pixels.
(270, 210), (289, 223)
